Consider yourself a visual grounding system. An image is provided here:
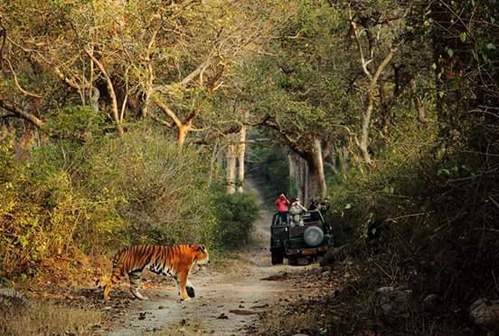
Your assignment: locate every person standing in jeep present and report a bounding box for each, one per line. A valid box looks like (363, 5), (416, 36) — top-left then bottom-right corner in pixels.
(275, 193), (290, 224)
(289, 197), (307, 227)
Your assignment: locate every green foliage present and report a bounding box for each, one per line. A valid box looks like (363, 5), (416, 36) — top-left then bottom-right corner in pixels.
(249, 143), (290, 199)
(0, 120), (221, 278)
(213, 191), (259, 250)
(46, 106), (104, 143)
(84, 127), (218, 248)
(0, 137), (88, 277)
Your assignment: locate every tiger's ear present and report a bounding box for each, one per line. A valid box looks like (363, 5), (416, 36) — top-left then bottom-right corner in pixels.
(197, 244), (206, 251)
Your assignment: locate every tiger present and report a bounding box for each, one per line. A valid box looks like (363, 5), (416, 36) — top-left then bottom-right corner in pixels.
(98, 244), (209, 301)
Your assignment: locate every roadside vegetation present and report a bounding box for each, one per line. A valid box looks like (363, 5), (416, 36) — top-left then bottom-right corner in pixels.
(247, 1), (498, 335)
(0, 0), (498, 335)
(0, 295), (101, 336)
(0, 124), (259, 280)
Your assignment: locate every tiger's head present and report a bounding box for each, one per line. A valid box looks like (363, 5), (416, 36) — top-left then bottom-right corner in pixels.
(191, 244), (209, 265)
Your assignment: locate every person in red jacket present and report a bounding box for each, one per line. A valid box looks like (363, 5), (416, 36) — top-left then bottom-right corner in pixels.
(275, 193), (290, 224)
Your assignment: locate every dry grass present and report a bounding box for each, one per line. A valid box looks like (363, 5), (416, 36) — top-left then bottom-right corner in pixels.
(256, 306), (324, 335)
(0, 300), (101, 336)
(145, 319), (205, 336)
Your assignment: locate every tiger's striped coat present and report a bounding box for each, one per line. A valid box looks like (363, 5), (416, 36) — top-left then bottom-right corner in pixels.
(100, 244), (209, 301)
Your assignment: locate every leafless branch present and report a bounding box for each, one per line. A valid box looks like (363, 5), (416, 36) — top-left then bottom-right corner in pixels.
(84, 48), (124, 136)
(0, 99), (44, 128)
(6, 59), (43, 99)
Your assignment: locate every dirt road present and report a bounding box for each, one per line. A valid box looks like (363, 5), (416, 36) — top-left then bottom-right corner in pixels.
(107, 183), (316, 336)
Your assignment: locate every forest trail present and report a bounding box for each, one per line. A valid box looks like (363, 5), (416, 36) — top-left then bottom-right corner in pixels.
(107, 180), (316, 336)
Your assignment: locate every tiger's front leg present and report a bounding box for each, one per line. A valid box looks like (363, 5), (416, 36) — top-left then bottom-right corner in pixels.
(177, 271), (191, 301)
(186, 279), (195, 298)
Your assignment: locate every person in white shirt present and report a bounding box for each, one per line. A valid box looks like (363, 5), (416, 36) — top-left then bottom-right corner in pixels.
(289, 197), (307, 227)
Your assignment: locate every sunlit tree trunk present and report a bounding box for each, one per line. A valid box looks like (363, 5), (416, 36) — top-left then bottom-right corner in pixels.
(177, 123), (190, 146)
(85, 49), (124, 136)
(236, 123), (247, 193)
(309, 138), (327, 199)
(358, 48), (396, 165)
(349, 10), (396, 165)
(90, 87), (100, 113)
(226, 139), (237, 194)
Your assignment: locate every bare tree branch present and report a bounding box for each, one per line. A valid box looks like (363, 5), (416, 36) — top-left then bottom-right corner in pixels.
(6, 59), (43, 99)
(151, 94), (183, 128)
(0, 99), (44, 128)
(84, 48), (124, 136)
(359, 47), (397, 164)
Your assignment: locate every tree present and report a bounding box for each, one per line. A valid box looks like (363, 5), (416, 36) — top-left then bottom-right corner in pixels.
(235, 1), (356, 201)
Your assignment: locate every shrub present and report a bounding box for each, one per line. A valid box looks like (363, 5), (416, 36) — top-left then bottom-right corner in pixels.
(213, 191), (259, 250)
(0, 136), (89, 277)
(83, 127), (218, 250)
(0, 121), (219, 278)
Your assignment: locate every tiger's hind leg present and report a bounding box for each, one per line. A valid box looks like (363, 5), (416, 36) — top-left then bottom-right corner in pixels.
(129, 270), (148, 300)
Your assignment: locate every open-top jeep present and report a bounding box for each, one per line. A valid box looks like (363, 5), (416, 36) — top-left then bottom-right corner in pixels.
(270, 208), (333, 265)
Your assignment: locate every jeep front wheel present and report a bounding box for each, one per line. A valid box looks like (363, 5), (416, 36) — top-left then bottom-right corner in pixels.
(271, 249), (284, 265)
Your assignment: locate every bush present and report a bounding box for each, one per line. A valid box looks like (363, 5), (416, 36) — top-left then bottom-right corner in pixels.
(0, 135), (89, 277)
(327, 108), (499, 313)
(328, 114), (437, 244)
(0, 121), (219, 278)
(213, 191), (259, 250)
(84, 127), (218, 250)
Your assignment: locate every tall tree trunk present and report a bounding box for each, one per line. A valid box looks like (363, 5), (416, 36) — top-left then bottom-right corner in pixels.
(226, 141), (237, 194)
(309, 138), (327, 199)
(289, 152), (307, 203)
(85, 49), (124, 136)
(288, 153), (297, 195)
(290, 150), (328, 205)
(208, 143), (221, 186)
(90, 87), (100, 113)
(295, 155), (309, 205)
(359, 47), (397, 165)
(303, 159), (309, 205)
(237, 123), (247, 193)
(177, 124), (190, 146)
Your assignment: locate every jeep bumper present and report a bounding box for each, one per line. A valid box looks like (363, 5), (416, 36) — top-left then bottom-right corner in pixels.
(285, 245), (329, 256)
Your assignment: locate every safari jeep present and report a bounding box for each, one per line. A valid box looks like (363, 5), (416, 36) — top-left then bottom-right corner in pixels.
(270, 209), (333, 265)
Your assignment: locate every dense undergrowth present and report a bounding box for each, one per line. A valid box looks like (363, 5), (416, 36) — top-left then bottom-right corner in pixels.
(327, 122), (499, 327)
(324, 126), (497, 334)
(253, 105), (499, 334)
(0, 115), (259, 282)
